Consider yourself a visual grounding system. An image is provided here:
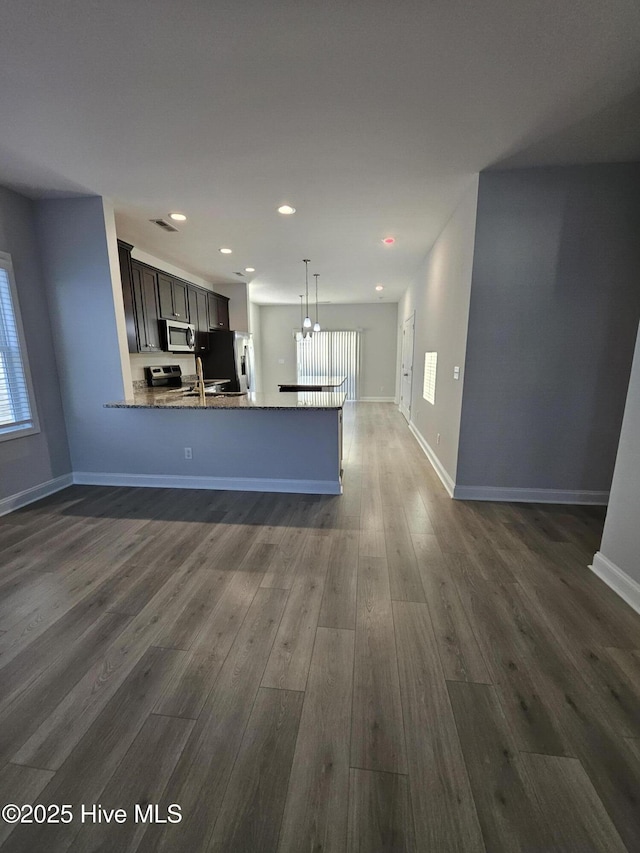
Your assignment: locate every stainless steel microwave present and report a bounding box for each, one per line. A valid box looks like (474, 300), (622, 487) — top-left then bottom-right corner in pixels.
(162, 318), (196, 352)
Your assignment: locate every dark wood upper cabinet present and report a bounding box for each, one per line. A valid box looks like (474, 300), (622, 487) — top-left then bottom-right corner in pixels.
(188, 286), (210, 352)
(117, 241), (138, 353)
(131, 261), (162, 352)
(207, 292), (230, 330)
(217, 295), (230, 330)
(158, 274), (189, 321)
(118, 241), (231, 351)
(173, 281), (188, 320)
(207, 292), (219, 330)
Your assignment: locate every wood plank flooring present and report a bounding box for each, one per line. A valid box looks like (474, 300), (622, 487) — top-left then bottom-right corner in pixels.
(1, 402), (639, 852)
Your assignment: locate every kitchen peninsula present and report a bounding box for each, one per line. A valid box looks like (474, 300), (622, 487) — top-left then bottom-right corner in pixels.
(103, 388), (346, 494)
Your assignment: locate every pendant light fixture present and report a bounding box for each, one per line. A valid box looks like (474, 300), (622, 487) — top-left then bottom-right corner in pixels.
(303, 259), (312, 330)
(313, 273), (321, 332)
(297, 295), (304, 341)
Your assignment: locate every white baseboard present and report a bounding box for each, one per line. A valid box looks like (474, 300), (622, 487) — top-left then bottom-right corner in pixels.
(590, 551), (640, 615)
(73, 471), (341, 495)
(358, 397), (395, 403)
(0, 473), (74, 517)
(453, 485), (609, 504)
(407, 421), (455, 497)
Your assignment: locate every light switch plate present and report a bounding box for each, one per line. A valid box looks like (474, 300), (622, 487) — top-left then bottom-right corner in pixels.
(453, 366), (460, 380)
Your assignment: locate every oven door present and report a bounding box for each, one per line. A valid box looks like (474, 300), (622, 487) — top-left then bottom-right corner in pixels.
(164, 320), (195, 352)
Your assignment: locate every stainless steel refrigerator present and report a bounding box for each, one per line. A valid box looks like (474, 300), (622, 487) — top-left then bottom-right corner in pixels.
(199, 331), (254, 392)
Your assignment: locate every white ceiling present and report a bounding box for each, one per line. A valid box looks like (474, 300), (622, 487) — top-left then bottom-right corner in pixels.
(1, 0), (639, 304)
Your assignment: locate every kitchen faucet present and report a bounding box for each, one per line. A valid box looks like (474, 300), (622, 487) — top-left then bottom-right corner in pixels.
(194, 356), (206, 404)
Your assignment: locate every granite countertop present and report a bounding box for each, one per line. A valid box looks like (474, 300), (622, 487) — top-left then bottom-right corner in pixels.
(105, 386), (346, 410)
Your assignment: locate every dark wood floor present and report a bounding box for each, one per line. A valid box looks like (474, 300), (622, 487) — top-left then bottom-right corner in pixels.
(1, 402), (639, 852)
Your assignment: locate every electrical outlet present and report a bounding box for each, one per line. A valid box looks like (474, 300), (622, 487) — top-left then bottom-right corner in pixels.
(184, 447), (192, 460)
(436, 433), (441, 445)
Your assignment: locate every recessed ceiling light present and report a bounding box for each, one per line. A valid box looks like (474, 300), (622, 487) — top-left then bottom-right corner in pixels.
(245, 267), (255, 272)
(382, 237), (395, 245)
(219, 247), (232, 254)
(169, 212), (187, 221)
(375, 285), (384, 291)
(278, 204), (296, 215)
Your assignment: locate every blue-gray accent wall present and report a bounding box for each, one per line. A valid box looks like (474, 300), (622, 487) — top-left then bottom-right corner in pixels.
(0, 186), (70, 503)
(457, 164), (640, 493)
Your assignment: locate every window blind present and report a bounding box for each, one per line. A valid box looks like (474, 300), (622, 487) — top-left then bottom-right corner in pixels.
(0, 257), (37, 438)
(423, 351), (437, 405)
(296, 330), (360, 400)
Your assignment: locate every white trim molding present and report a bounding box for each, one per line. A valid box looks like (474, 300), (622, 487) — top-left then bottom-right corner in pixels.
(359, 397), (396, 403)
(0, 473), (73, 517)
(407, 421), (455, 497)
(73, 471), (342, 495)
(590, 551), (640, 615)
(452, 485), (609, 504)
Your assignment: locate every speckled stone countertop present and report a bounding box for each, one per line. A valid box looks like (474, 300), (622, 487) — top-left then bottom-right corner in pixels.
(105, 387), (346, 410)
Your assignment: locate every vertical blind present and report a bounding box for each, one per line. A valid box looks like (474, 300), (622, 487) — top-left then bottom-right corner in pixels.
(0, 258), (36, 436)
(296, 330), (360, 400)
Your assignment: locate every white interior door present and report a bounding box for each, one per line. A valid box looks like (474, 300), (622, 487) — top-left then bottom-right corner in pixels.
(400, 313), (415, 422)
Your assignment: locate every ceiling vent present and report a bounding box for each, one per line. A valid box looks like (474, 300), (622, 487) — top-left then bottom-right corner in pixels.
(149, 218), (179, 233)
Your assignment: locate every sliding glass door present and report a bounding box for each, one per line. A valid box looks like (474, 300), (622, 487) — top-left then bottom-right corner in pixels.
(296, 330), (360, 400)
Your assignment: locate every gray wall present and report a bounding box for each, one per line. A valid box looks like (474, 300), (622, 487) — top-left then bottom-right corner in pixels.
(597, 322), (640, 585)
(36, 196), (128, 473)
(0, 185), (70, 503)
(397, 177), (479, 483)
(457, 164), (640, 495)
(258, 303), (398, 398)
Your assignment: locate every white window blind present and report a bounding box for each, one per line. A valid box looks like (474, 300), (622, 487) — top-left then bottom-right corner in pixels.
(296, 330), (360, 400)
(423, 351), (437, 405)
(0, 253), (38, 440)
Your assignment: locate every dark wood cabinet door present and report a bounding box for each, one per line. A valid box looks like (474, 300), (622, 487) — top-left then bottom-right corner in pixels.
(141, 267), (162, 351)
(187, 287), (198, 330)
(207, 292), (219, 330)
(217, 296), (230, 330)
(173, 281), (189, 321)
(207, 293), (230, 330)
(196, 289), (209, 332)
(195, 289), (209, 351)
(131, 262), (161, 352)
(188, 287), (209, 352)
(157, 273), (174, 319)
(117, 242), (138, 353)
(158, 275), (189, 321)
(130, 264), (145, 350)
